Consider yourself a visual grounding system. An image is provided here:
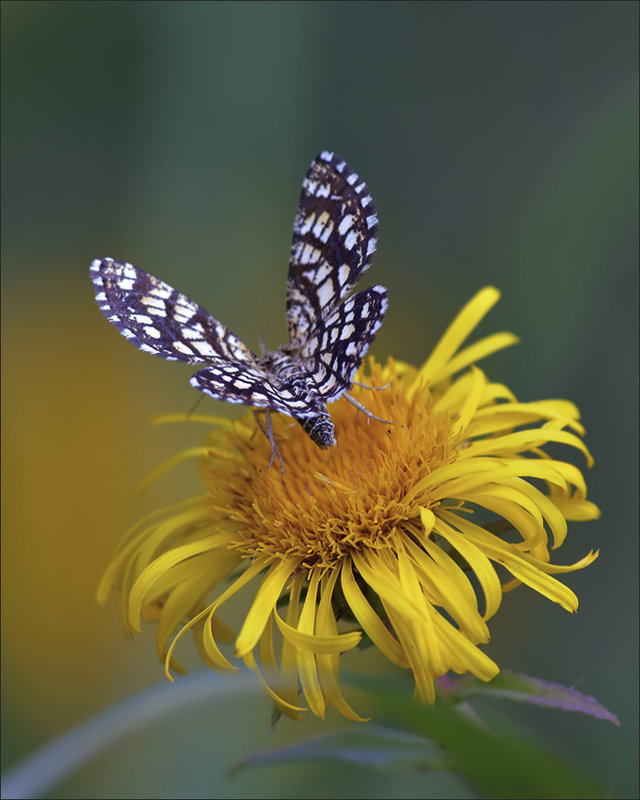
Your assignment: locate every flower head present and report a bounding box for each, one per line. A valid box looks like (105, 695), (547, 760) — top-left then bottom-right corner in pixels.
(98, 287), (599, 720)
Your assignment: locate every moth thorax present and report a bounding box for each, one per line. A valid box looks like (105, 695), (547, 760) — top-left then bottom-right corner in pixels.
(298, 413), (337, 449)
(268, 352), (313, 394)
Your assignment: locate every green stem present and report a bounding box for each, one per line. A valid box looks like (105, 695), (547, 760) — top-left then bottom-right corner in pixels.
(2, 671), (259, 799)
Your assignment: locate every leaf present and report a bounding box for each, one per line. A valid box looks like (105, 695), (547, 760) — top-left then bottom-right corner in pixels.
(346, 674), (607, 799)
(233, 725), (449, 775)
(440, 670), (620, 725)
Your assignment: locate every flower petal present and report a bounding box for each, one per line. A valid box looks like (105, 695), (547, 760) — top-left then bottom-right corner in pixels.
(136, 447), (214, 495)
(164, 557), (268, 676)
(461, 428), (593, 467)
(341, 560), (408, 667)
(430, 515), (503, 619)
(316, 570), (370, 722)
(242, 649), (307, 714)
(442, 511), (582, 612)
(410, 287), (501, 392)
(467, 401), (585, 438)
(404, 535), (489, 643)
(274, 610), (362, 655)
(436, 331), (520, 383)
(235, 557), (297, 657)
(128, 533), (233, 630)
(451, 366), (487, 436)
(293, 571), (325, 717)
(351, 550), (425, 620)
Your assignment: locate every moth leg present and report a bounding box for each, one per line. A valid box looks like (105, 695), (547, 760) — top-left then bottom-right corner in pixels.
(253, 409), (285, 476)
(351, 380), (391, 391)
(187, 393), (206, 418)
(343, 393), (393, 426)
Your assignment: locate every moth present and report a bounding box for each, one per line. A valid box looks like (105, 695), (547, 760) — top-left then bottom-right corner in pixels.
(91, 151), (388, 463)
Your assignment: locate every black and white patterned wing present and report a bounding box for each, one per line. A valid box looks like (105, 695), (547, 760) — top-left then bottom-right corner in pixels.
(190, 365), (318, 418)
(287, 151), (379, 346)
(91, 257), (320, 417)
(306, 286), (388, 402)
(91, 257), (255, 364)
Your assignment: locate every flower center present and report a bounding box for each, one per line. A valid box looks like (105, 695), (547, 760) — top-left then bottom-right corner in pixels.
(199, 364), (459, 569)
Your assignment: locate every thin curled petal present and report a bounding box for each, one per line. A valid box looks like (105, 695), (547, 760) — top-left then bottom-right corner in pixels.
(235, 557), (297, 657)
(436, 332), (520, 382)
(341, 560), (408, 667)
(411, 287), (501, 392)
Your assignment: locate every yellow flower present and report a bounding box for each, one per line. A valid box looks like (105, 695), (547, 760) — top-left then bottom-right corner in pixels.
(98, 287), (599, 721)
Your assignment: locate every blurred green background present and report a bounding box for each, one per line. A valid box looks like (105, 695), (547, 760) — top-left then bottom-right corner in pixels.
(2, 1), (637, 797)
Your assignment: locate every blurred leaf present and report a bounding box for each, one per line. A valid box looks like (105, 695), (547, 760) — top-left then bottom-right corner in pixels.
(0, 672), (259, 799)
(440, 671), (620, 725)
(233, 725), (448, 775)
(344, 674), (606, 799)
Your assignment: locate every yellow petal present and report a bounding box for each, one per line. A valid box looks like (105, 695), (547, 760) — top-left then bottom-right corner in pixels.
(128, 533), (232, 630)
(431, 515), (503, 619)
(411, 286), (501, 393)
(155, 551), (240, 659)
(450, 366), (487, 436)
(536, 549), (599, 574)
(405, 536), (489, 643)
(351, 550), (425, 620)
(164, 557), (268, 677)
(294, 571), (325, 718)
(152, 413), (235, 427)
(235, 557), (297, 657)
(277, 574), (305, 714)
(550, 493), (601, 521)
(456, 490), (551, 554)
(427, 459), (569, 500)
(316, 570), (370, 722)
(202, 605), (238, 669)
(242, 650), (307, 715)
(461, 428), (593, 467)
(274, 610), (361, 654)
(430, 611), (499, 681)
(340, 560), (408, 667)
(448, 517), (581, 612)
(384, 605), (436, 703)
(136, 447), (214, 495)
(435, 331), (520, 383)
(466, 401), (585, 438)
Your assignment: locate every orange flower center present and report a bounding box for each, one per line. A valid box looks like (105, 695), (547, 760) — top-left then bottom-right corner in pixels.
(199, 362), (459, 568)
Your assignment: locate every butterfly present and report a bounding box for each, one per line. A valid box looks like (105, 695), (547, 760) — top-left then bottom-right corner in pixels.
(90, 151), (388, 464)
